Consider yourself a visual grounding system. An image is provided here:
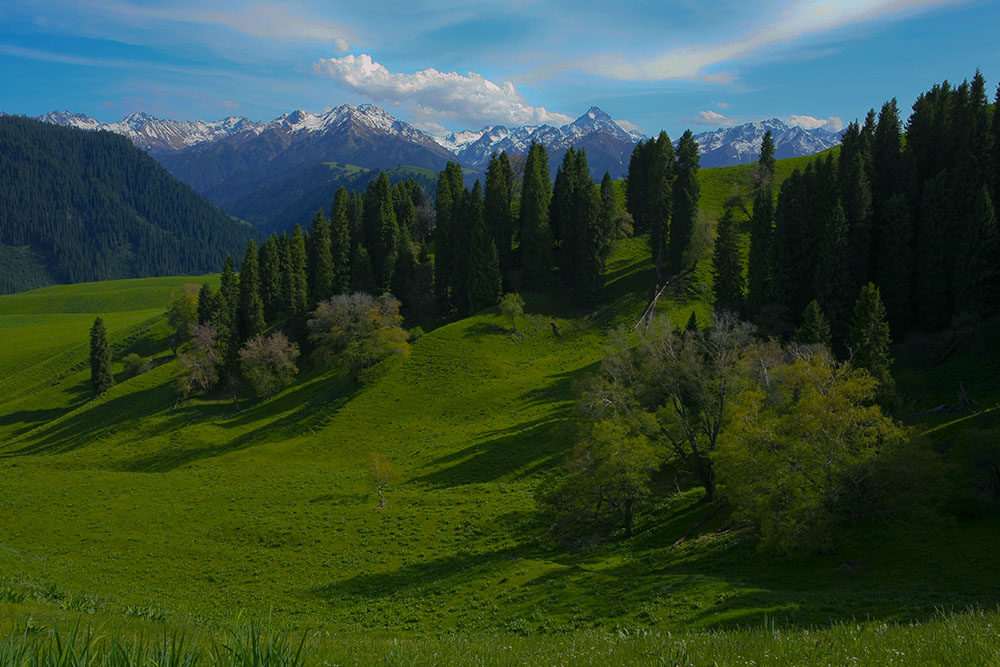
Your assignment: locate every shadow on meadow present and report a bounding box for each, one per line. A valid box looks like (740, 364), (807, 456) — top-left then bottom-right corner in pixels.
(0, 406), (65, 438)
(413, 415), (571, 487)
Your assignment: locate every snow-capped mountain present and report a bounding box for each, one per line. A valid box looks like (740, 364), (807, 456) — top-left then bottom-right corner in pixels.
(439, 107), (646, 180)
(690, 118), (842, 167)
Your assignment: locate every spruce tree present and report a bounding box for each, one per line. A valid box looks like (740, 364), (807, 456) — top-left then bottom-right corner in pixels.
(670, 129), (700, 273)
(813, 199), (851, 346)
(839, 122), (874, 293)
(330, 187), (352, 295)
(464, 180), (502, 313)
(89, 316), (113, 396)
(218, 254), (239, 333)
(391, 228), (416, 306)
(746, 131), (776, 316)
(350, 244), (377, 295)
(649, 132), (675, 282)
(625, 139), (650, 233)
(288, 225), (309, 317)
(434, 168), (456, 311)
(915, 172), (953, 329)
(850, 283), (895, 402)
(953, 186), (997, 317)
(308, 209), (334, 304)
(366, 172), (399, 291)
(712, 207), (744, 314)
(485, 151), (514, 284)
(519, 142), (553, 288)
(197, 283), (215, 325)
(258, 233), (282, 320)
(562, 150), (604, 303)
(238, 239), (265, 342)
(794, 300), (831, 347)
(599, 171), (617, 248)
(874, 193), (915, 334)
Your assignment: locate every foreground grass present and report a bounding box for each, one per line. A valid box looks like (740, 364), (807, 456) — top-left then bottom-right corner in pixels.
(0, 608), (997, 665)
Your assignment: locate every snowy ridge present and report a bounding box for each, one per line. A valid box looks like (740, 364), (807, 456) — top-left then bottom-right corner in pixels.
(35, 104), (441, 154)
(689, 118), (842, 167)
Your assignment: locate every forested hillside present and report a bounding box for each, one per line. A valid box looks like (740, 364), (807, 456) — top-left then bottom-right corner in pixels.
(0, 116), (256, 294)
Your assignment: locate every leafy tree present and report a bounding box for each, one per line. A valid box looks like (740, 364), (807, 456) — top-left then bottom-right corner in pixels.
(238, 239), (265, 343)
(330, 187), (352, 295)
(369, 452), (401, 510)
(499, 292), (525, 333)
(519, 142), (553, 288)
(308, 209), (334, 304)
(850, 283), (895, 405)
(238, 331), (300, 399)
(711, 207), (744, 314)
(544, 419), (662, 543)
(166, 283), (200, 353)
(177, 323), (222, 398)
(308, 293), (410, 374)
(794, 300), (832, 347)
(716, 351), (904, 554)
(670, 129), (700, 273)
(89, 316), (113, 396)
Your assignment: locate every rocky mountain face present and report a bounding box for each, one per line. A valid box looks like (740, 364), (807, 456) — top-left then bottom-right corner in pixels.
(690, 118), (842, 167)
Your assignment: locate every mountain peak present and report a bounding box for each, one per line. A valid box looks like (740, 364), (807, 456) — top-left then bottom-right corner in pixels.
(582, 106), (613, 122)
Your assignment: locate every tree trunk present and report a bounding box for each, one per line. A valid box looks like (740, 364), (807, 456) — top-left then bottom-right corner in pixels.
(625, 498), (635, 537)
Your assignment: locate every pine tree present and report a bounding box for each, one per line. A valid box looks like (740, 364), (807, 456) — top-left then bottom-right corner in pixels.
(839, 122), (874, 293)
(813, 199), (852, 346)
(218, 254), (239, 332)
(330, 187), (352, 295)
(288, 225), (309, 317)
(434, 168), (456, 312)
(850, 283), (895, 402)
(915, 172), (953, 329)
(599, 171), (617, 248)
(238, 239), (265, 342)
(197, 283), (215, 325)
(953, 186), (998, 317)
(89, 316), (113, 396)
(391, 228), (416, 306)
(795, 300), (831, 347)
(649, 132), (675, 282)
(258, 233), (282, 320)
(519, 142), (553, 288)
(712, 207), (744, 314)
(308, 209), (334, 304)
(349, 245), (375, 295)
(559, 149), (604, 303)
(625, 139), (650, 233)
(670, 129), (700, 273)
(464, 180), (502, 313)
(874, 193), (914, 334)
(485, 151), (515, 285)
(746, 131), (776, 315)
(365, 173), (399, 291)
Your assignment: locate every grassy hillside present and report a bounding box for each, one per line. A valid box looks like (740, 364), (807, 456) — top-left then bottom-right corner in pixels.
(0, 151), (997, 663)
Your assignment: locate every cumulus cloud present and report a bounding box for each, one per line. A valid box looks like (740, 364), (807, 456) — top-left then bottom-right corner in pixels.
(690, 110), (737, 126)
(313, 53), (573, 127)
(574, 0), (959, 82)
(785, 114), (844, 132)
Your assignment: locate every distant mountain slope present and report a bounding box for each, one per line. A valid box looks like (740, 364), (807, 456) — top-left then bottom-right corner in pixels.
(690, 118), (842, 167)
(0, 116), (255, 294)
(438, 107), (644, 180)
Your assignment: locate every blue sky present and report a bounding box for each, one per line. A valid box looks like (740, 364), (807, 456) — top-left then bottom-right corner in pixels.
(1, 0), (997, 137)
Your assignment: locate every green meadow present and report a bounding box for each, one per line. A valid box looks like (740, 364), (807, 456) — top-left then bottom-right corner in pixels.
(1, 160), (998, 664)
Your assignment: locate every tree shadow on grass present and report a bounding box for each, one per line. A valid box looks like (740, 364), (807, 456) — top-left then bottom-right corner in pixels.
(0, 382), (177, 457)
(412, 415), (572, 488)
(0, 407), (66, 438)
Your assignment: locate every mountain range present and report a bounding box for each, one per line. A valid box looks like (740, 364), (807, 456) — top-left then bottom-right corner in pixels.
(33, 105), (842, 231)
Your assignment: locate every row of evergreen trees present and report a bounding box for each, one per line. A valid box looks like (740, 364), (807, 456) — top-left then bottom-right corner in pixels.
(625, 129), (702, 281)
(719, 71), (1000, 344)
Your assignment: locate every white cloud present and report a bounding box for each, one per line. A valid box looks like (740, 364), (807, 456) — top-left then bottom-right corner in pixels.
(715, 102), (731, 109)
(573, 0), (960, 82)
(333, 37), (350, 53)
(615, 118), (642, 133)
(313, 53), (573, 127)
(785, 114), (844, 132)
(690, 110), (737, 126)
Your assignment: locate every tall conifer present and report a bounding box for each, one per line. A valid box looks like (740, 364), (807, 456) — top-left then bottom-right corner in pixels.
(671, 129), (700, 273)
(519, 142), (552, 288)
(308, 209), (334, 304)
(712, 207), (744, 314)
(330, 187), (352, 295)
(485, 151), (514, 283)
(89, 316), (113, 396)
(238, 239), (265, 342)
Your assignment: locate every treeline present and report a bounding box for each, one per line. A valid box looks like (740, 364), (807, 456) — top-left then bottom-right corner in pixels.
(0, 116), (255, 293)
(719, 70), (1000, 343)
